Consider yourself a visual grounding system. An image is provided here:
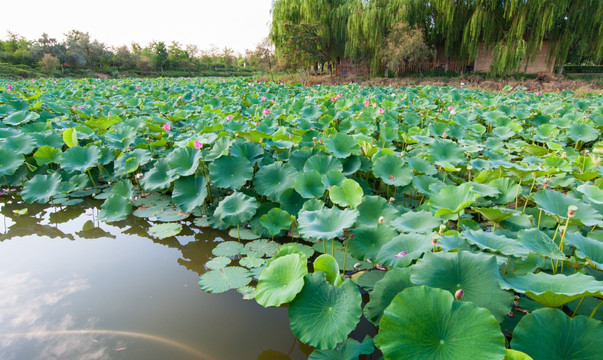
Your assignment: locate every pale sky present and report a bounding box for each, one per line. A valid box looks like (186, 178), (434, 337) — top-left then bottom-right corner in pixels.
(0, 0), (274, 54)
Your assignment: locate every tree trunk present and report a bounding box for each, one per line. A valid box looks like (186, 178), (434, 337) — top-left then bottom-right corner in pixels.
(557, 63), (565, 76)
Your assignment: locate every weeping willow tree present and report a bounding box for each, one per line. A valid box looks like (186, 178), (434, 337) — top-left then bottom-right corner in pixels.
(274, 0), (603, 76)
(270, 0), (350, 71)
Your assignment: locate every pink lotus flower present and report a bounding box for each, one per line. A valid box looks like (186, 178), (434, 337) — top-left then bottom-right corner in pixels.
(536, 92), (541, 96)
(450, 109), (456, 115)
(226, 115), (233, 120)
(261, 96), (267, 101)
(78, 106), (84, 110)
(364, 100), (370, 107)
(111, 85), (117, 89)
(331, 97), (337, 102)
(32, 79), (35, 83)
(178, 96), (182, 100)
(163, 123), (171, 131)
(461, 82), (465, 86)
(448, 105), (454, 111)
(263, 109), (271, 115)
(378, 108), (385, 114)
(455, 289), (464, 300)
(394, 251), (408, 258)
(442, 131), (447, 138)
(72, 105), (76, 110)
(194, 141), (203, 149)
(7, 84), (12, 90)
(53, 80), (57, 84)
(337, 93), (342, 98)
(136, 86), (140, 90)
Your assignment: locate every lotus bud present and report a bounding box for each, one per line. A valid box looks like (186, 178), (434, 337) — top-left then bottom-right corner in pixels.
(432, 238), (438, 246)
(349, 234), (355, 241)
(442, 131), (447, 139)
(394, 251), (408, 258)
(543, 178), (550, 187)
(561, 152), (566, 158)
(455, 289), (464, 300)
(584, 150), (590, 155)
(439, 224), (446, 236)
(375, 264), (386, 271)
(378, 216), (385, 224)
(353, 262), (362, 269)
(467, 165), (473, 171)
(567, 205), (578, 218)
(388, 197), (395, 205)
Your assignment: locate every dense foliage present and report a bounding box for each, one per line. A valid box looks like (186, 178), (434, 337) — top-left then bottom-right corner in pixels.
(271, 0), (603, 75)
(1, 78), (602, 359)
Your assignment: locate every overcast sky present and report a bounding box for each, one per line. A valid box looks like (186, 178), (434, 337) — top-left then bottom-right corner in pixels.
(0, 0), (274, 54)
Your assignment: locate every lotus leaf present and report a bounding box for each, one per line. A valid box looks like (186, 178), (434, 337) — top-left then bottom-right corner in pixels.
(172, 175), (207, 213)
(148, 222), (182, 239)
(429, 183), (479, 216)
(391, 210), (442, 233)
(289, 273), (362, 350)
(533, 190), (603, 227)
(259, 208), (292, 237)
(297, 207), (358, 241)
(254, 161), (297, 201)
(205, 256), (231, 270)
(355, 195), (399, 226)
(308, 336), (374, 360)
(303, 154), (343, 174)
(329, 179), (363, 209)
(212, 241), (244, 257)
(98, 194), (131, 222)
(140, 158), (178, 191)
(209, 155), (253, 190)
(378, 286), (506, 360)
(376, 233), (433, 268)
(503, 272), (603, 307)
(324, 132), (359, 158)
(198, 266), (252, 293)
(511, 308), (602, 360)
(372, 154), (413, 187)
(20, 173), (62, 204)
(294, 170), (327, 198)
(564, 232), (603, 270)
(166, 146), (201, 177)
(61, 145), (101, 173)
(3, 110), (40, 126)
(214, 192), (258, 227)
(2, 133), (36, 155)
(463, 230), (530, 257)
(364, 267), (412, 326)
(516, 228), (566, 260)
(0, 147), (24, 176)
(412, 251), (514, 321)
(255, 253), (308, 307)
(313, 254), (342, 286)
(33, 145), (62, 166)
(349, 224), (397, 263)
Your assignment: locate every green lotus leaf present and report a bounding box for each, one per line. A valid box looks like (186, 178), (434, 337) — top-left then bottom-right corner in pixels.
(379, 286), (505, 360)
(228, 227), (260, 241)
(300, 104), (322, 121)
(205, 256), (231, 270)
(289, 273), (362, 350)
(279, 188), (305, 217)
(533, 189), (602, 227)
(61, 145), (101, 173)
(568, 123), (598, 143)
(503, 272), (603, 307)
(3, 110), (40, 126)
(166, 146), (201, 177)
(259, 208), (292, 237)
(329, 179), (363, 209)
(214, 191), (258, 226)
(428, 140), (465, 165)
(391, 210), (442, 233)
(364, 267), (412, 326)
(321, 169), (345, 188)
(229, 140), (264, 164)
(3, 133), (36, 155)
(355, 195), (399, 226)
(98, 194), (131, 222)
(33, 145), (62, 166)
(505, 349), (533, 360)
(372, 154), (413, 187)
(212, 241), (244, 257)
(254, 161), (297, 201)
(209, 155), (253, 190)
(412, 175), (445, 196)
(511, 308), (602, 360)
(255, 253), (308, 307)
(294, 170), (327, 198)
(243, 239), (279, 258)
(429, 183), (479, 216)
(172, 175), (207, 213)
(411, 251), (514, 322)
(473, 207), (514, 223)
(298, 208), (358, 241)
(406, 156), (437, 175)
(303, 154), (343, 174)
(349, 224), (397, 262)
(517, 228), (566, 260)
(148, 222), (182, 239)
(0, 147), (24, 176)
(576, 184), (603, 204)
(20, 173), (62, 204)
(140, 158), (178, 191)
(308, 336), (374, 360)
(313, 254), (342, 286)
(198, 266), (252, 293)
(565, 232), (603, 270)
(463, 230), (530, 257)
(324, 132), (359, 158)
(376, 233), (433, 268)
(239, 256), (265, 268)
(488, 178), (519, 205)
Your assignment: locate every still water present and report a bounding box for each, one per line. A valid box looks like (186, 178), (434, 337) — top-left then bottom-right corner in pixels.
(0, 199), (312, 360)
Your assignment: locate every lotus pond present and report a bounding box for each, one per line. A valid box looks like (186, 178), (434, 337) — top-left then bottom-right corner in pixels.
(0, 77), (602, 360)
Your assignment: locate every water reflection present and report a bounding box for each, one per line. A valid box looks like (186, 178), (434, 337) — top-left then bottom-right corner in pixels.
(0, 198), (310, 360)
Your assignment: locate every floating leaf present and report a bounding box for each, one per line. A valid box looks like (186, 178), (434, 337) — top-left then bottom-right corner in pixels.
(199, 266), (252, 293)
(308, 336), (374, 360)
(148, 222), (182, 239)
(98, 194), (131, 222)
(212, 241), (244, 257)
(205, 256), (231, 270)
(255, 253), (308, 307)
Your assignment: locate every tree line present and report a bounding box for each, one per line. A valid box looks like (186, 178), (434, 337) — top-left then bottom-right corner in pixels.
(0, 30), (275, 77)
(270, 0), (603, 77)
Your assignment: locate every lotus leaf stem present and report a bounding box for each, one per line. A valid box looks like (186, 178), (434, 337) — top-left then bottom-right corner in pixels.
(323, 239), (327, 254)
(537, 209), (543, 228)
(521, 174), (537, 214)
(572, 297), (585, 317)
(589, 300), (602, 318)
(503, 257), (512, 275)
(514, 178), (523, 210)
(87, 169), (97, 193)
